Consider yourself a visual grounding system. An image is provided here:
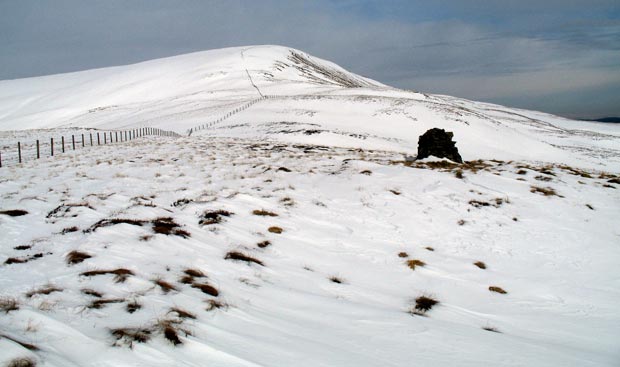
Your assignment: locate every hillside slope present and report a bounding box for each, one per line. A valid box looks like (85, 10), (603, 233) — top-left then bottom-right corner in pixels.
(0, 45), (619, 170)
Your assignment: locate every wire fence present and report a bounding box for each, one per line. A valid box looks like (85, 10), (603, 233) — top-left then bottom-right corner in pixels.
(187, 95), (277, 135)
(0, 127), (181, 168)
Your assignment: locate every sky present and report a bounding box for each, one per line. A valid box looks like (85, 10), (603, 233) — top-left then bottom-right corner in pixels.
(1, 0), (619, 119)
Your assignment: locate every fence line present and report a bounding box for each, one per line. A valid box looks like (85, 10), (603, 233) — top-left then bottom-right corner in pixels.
(186, 95), (278, 136)
(1, 127), (181, 168)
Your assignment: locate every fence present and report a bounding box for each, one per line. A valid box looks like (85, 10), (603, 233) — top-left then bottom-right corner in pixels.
(0, 127), (181, 168)
(187, 95), (277, 136)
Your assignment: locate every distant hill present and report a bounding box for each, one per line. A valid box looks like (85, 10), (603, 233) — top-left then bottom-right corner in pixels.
(586, 117), (620, 123)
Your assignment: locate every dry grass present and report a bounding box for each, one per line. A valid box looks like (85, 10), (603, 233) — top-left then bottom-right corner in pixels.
(530, 186), (560, 197)
(413, 295), (439, 314)
(88, 298), (125, 309)
(360, 170), (372, 175)
(225, 251), (264, 266)
(280, 197), (295, 206)
(0, 297), (19, 313)
(183, 268), (206, 278)
(489, 286), (507, 294)
(66, 250), (92, 265)
(60, 226), (79, 234)
(205, 299), (228, 311)
(483, 326), (501, 333)
(13, 245), (31, 251)
(0, 209), (29, 217)
(111, 327), (152, 347)
(168, 307), (196, 320)
(6, 357), (37, 367)
(474, 261), (487, 269)
(199, 210), (233, 225)
(154, 279), (178, 293)
(398, 252), (409, 258)
(151, 217), (190, 238)
(425, 247), (435, 251)
(252, 209), (278, 217)
(329, 276), (344, 284)
(25, 285), (62, 298)
(179, 275), (195, 284)
(406, 259), (426, 270)
(257, 240), (271, 248)
(268, 226), (283, 234)
(81, 288), (103, 298)
(81, 268), (135, 283)
(126, 300), (142, 314)
(191, 283), (219, 297)
(1, 334), (39, 351)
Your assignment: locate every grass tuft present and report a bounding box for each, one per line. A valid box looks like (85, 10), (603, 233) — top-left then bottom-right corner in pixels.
(126, 300), (142, 314)
(66, 250), (92, 265)
(154, 279), (178, 293)
(474, 261), (487, 269)
(199, 210), (233, 225)
(88, 298), (124, 309)
(81, 288), (103, 298)
(398, 252), (409, 258)
(406, 259), (426, 270)
(268, 226), (283, 234)
(81, 268), (135, 283)
(6, 357), (37, 367)
(0, 209), (29, 217)
(0, 297), (19, 313)
(183, 268), (205, 277)
(414, 295), (439, 313)
(489, 286), (507, 294)
(225, 251), (264, 266)
(252, 209), (278, 217)
(168, 307), (196, 320)
(191, 283), (219, 297)
(25, 285), (62, 298)
(257, 240), (271, 248)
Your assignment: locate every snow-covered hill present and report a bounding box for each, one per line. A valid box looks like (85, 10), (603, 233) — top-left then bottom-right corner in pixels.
(1, 46), (619, 367)
(0, 45), (619, 170)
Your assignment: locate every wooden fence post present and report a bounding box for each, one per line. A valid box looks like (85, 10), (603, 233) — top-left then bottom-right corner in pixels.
(82, 134), (85, 147)
(61, 136), (65, 153)
(109, 132), (112, 143)
(0, 151), (2, 168)
(104, 132), (107, 144)
(97, 133), (100, 145)
(51, 138), (54, 156)
(90, 133), (93, 146)
(72, 135), (75, 150)
(18, 142), (21, 163)
(115, 131), (118, 142)
(36, 140), (40, 159)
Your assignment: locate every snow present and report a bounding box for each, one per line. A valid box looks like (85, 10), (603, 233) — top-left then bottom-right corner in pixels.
(1, 45), (619, 366)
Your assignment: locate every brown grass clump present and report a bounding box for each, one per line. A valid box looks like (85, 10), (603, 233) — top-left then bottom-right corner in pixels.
(183, 268), (205, 278)
(252, 209), (278, 217)
(398, 252), (409, 258)
(154, 279), (178, 293)
(66, 250), (92, 265)
(268, 226), (283, 234)
(425, 247), (435, 251)
(179, 275), (194, 284)
(530, 186), (559, 197)
(111, 327), (152, 347)
(60, 226), (79, 234)
(199, 210), (233, 225)
(414, 295), (439, 314)
(13, 245), (32, 251)
(1, 334), (38, 351)
(126, 301), (142, 314)
(163, 325), (182, 345)
(151, 217), (190, 238)
(257, 240), (271, 248)
(168, 307), (197, 320)
(329, 276), (344, 284)
(225, 251), (264, 266)
(0, 209), (29, 217)
(81, 268), (135, 283)
(191, 283), (219, 297)
(205, 299), (228, 311)
(360, 170), (372, 175)
(6, 357), (37, 367)
(25, 285), (62, 298)
(489, 286), (507, 294)
(483, 326), (501, 333)
(88, 298), (124, 309)
(280, 197), (295, 206)
(454, 170), (464, 179)
(0, 297), (19, 313)
(277, 167), (292, 172)
(474, 261), (487, 269)
(81, 289), (103, 298)
(406, 259), (426, 270)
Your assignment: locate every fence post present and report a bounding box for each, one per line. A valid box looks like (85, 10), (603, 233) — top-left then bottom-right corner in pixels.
(104, 132), (107, 144)
(97, 133), (100, 145)
(18, 142), (21, 163)
(51, 138), (54, 156)
(61, 136), (65, 153)
(115, 131), (118, 142)
(82, 134), (85, 147)
(0, 151), (2, 168)
(72, 135), (75, 150)
(109, 132), (112, 143)
(90, 133), (93, 146)
(36, 140), (40, 159)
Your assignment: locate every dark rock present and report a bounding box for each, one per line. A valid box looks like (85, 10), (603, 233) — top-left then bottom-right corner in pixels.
(416, 128), (463, 163)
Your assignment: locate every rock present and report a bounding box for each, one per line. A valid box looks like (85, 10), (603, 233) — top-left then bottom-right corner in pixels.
(416, 128), (463, 163)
